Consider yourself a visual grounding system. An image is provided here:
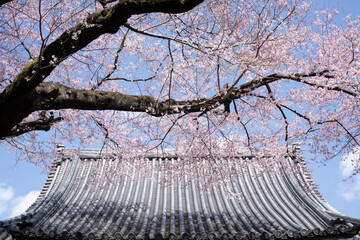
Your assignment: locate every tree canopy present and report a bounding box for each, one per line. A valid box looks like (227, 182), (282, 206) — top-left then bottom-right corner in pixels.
(0, 0), (359, 179)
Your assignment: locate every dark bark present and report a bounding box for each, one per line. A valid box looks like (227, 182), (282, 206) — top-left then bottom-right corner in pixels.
(0, 0), (204, 139)
(1, 69), (341, 139)
(29, 76), (282, 115)
(5, 115), (62, 138)
(0, 0), (12, 7)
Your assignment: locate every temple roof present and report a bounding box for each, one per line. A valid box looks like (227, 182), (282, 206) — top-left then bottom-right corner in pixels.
(1, 147), (360, 240)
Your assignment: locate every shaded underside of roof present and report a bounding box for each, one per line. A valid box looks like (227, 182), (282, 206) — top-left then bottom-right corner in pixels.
(1, 149), (360, 240)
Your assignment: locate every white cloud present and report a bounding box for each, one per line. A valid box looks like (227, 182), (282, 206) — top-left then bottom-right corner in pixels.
(10, 191), (40, 218)
(339, 149), (360, 202)
(0, 183), (14, 215)
(339, 178), (360, 202)
(0, 182), (40, 219)
(340, 149), (359, 177)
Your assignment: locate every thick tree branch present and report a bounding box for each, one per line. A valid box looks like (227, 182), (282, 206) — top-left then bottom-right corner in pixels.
(29, 82), (218, 116)
(28, 81), (249, 116)
(30, 72), (334, 115)
(33, 82), (160, 113)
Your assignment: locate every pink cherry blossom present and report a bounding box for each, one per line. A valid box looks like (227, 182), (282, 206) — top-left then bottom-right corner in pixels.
(0, 0), (359, 185)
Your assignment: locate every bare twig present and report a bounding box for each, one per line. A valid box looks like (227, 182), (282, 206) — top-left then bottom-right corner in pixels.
(265, 84), (289, 142)
(167, 39), (174, 100)
(91, 29), (129, 90)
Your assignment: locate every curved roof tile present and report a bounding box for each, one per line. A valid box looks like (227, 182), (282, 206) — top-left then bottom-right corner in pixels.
(1, 148), (360, 240)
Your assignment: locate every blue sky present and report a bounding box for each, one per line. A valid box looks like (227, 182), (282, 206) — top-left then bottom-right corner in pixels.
(0, 0), (360, 220)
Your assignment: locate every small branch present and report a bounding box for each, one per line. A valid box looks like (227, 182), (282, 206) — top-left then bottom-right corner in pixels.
(317, 119), (360, 146)
(147, 114), (187, 151)
(233, 100), (251, 147)
(279, 104), (312, 125)
(167, 40), (174, 99)
(91, 115), (120, 151)
(4, 113), (62, 139)
(91, 29), (129, 90)
(265, 84), (289, 142)
(216, 56), (221, 91)
(250, 92), (359, 147)
(254, 2), (298, 58)
(230, 68), (248, 90)
(124, 22), (207, 54)
(104, 76), (156, 82)
(295, 78), (357, 97)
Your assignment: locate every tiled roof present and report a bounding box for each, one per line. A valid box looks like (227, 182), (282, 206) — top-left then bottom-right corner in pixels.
(1, 148), (360, 240)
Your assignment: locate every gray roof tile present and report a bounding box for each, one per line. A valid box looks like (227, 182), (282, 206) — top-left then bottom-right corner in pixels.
(1, 148), (360, 239)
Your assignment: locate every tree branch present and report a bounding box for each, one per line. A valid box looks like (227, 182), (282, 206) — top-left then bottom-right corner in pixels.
(124, 22), (206, 54)
(265, 83), (289, 142)
(1, 69), (355, 139)
(31, 72), (324, 115)
(4, 113), (62, 139)
(0, 0), (204, 138)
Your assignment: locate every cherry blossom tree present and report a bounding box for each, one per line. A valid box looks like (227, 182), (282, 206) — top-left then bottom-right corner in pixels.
(0, 0), (359, 178)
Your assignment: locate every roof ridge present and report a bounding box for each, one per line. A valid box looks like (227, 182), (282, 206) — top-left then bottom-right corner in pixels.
(56, 144), (301, 160)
